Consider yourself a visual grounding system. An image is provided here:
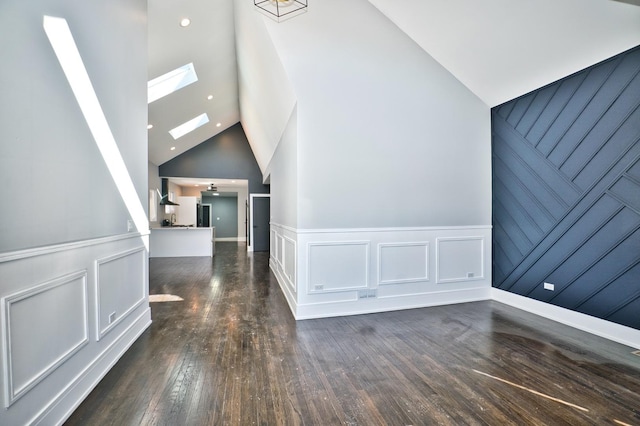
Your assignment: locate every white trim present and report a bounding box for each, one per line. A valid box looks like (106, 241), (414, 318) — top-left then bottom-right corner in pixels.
(435, 236), (485, 284)
(248, 194), (270, 252)
(0, 232), (149, 264)
(2, 271), (89, 407)
(282, 235), (297, 289)
(294, 225), (492, 234)
(270, 223), (297, 233)
(30, 308), (151, 425)
(378, 242), (430, 285)
(95, 248), (147, 341)
(295, 287), (491, 320)
(492, 288), (640, 349)
(307, 241), (370, 294)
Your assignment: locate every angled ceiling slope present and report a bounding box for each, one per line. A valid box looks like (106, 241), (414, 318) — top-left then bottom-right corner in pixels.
(147, 0), (240, 166)
(367, 0), (640, 107)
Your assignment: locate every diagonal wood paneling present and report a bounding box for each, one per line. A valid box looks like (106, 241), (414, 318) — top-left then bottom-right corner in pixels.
(492, 45), (640, 330)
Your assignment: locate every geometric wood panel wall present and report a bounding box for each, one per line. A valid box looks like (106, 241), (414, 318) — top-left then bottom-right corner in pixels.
(492, 45), (640, 330)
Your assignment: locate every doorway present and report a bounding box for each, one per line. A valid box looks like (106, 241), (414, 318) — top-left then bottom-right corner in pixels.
(201, 204), (211, 227)
(249, 194), (270, 252)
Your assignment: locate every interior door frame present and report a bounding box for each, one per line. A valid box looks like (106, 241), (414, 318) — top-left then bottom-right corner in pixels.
(248, 193), (270, 252)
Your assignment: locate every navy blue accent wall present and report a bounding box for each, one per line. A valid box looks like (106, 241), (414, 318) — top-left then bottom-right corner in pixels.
(492, 45), (640, 330)
(159, 123), (269, 195)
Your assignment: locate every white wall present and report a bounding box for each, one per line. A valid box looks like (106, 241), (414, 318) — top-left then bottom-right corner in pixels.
(0, 1), (149, 253)
(234, 0), (297, 174)
(262, 0), (491, 229)
(0, 1), (150, 424)
(237, 0), (493, 318)
(265, 107), (298, 229)
(367, 0), (640, 107)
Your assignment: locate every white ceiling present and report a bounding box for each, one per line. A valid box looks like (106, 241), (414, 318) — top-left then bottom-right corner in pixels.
(147, 0), (239, 166)
(148, 0), (640, 166)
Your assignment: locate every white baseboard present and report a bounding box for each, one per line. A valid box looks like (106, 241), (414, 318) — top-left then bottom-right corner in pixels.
(492, 288), (640, 349)
(295, 287), (491, 320)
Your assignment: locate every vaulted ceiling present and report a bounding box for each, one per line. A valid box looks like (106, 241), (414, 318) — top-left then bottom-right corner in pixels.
(147, 0), (640, 168)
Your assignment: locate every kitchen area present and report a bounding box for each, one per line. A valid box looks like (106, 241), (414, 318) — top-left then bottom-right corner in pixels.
(149, 178), (216, 257)
(149, 176), (248, 258)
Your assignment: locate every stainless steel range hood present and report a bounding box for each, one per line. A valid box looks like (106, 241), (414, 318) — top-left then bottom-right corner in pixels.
(159, 178), (179, 206)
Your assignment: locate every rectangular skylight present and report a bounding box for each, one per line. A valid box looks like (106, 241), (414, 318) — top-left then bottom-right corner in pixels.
(169, 113), (210, 139)
(148, 62), (198, 104)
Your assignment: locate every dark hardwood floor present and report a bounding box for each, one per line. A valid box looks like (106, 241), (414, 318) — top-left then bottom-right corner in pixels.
(66, 242), (640, 425)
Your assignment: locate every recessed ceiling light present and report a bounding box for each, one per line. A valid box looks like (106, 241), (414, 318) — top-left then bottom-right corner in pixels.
(231, 180), (236, 183)
(180, 18), (191, 27)
(170, 146), (176, 150)
(207, 95), (213, 100)
(213, 193), (220, 196)
(147, 124), (153, 129)
(195, 184), (199, 187)
(216, 122), (221, 127)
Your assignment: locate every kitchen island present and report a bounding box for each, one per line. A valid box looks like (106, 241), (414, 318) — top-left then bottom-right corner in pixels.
(150, 227), (215, 257)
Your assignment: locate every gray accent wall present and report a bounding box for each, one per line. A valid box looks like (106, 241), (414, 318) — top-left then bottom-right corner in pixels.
(492, 45), (640, 330)
(202, 196), (238, 238)
(159, 123), (269, 195)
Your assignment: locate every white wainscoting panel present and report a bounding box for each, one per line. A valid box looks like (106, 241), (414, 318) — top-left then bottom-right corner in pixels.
(277, 234), (285, 269)
(283, 236), (296, 291)
(270, 224), (491, 320)
(95, 248), (146, 340)
(379, 242), (429, 285)
(0, 233), (150, 426)
(308, 242), (369, 293)
(2, 271), (89, 407)
(436, 237), (485, 283)
(270, 230), (277, 257)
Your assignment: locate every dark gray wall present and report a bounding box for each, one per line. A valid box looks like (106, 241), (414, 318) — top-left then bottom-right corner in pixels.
(159, 123), (269, 195)
(202, 196), (238, 238)
(492, 45), (640, 330)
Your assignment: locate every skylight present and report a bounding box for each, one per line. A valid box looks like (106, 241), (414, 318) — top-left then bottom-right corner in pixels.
(169, 113), (209, 139)
(147, 62), (198, 104)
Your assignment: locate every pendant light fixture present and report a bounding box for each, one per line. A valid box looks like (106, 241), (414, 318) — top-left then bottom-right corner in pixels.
(254, 0), (307, 21)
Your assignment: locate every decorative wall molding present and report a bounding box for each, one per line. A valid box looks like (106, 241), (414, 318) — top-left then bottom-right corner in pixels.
(283, 236), (296, 291)
(378, 242), (429, 285)
(293, 225), (492, 234)
(2, 271), (89, 407)
(277, 234), (285, 270)
(307, 241), (370, 294)
(436, 236), (485, 284)
(271, 224), (492, 319)
(0, 232), (149, 264)
(95, 248), (147, 341)
(32, 308), (151, 426)
(0, 232), (151, 425)
(270, 229), (277, 254)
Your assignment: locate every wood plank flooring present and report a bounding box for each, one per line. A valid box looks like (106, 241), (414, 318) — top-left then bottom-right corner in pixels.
(65, 242), (640, 425)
